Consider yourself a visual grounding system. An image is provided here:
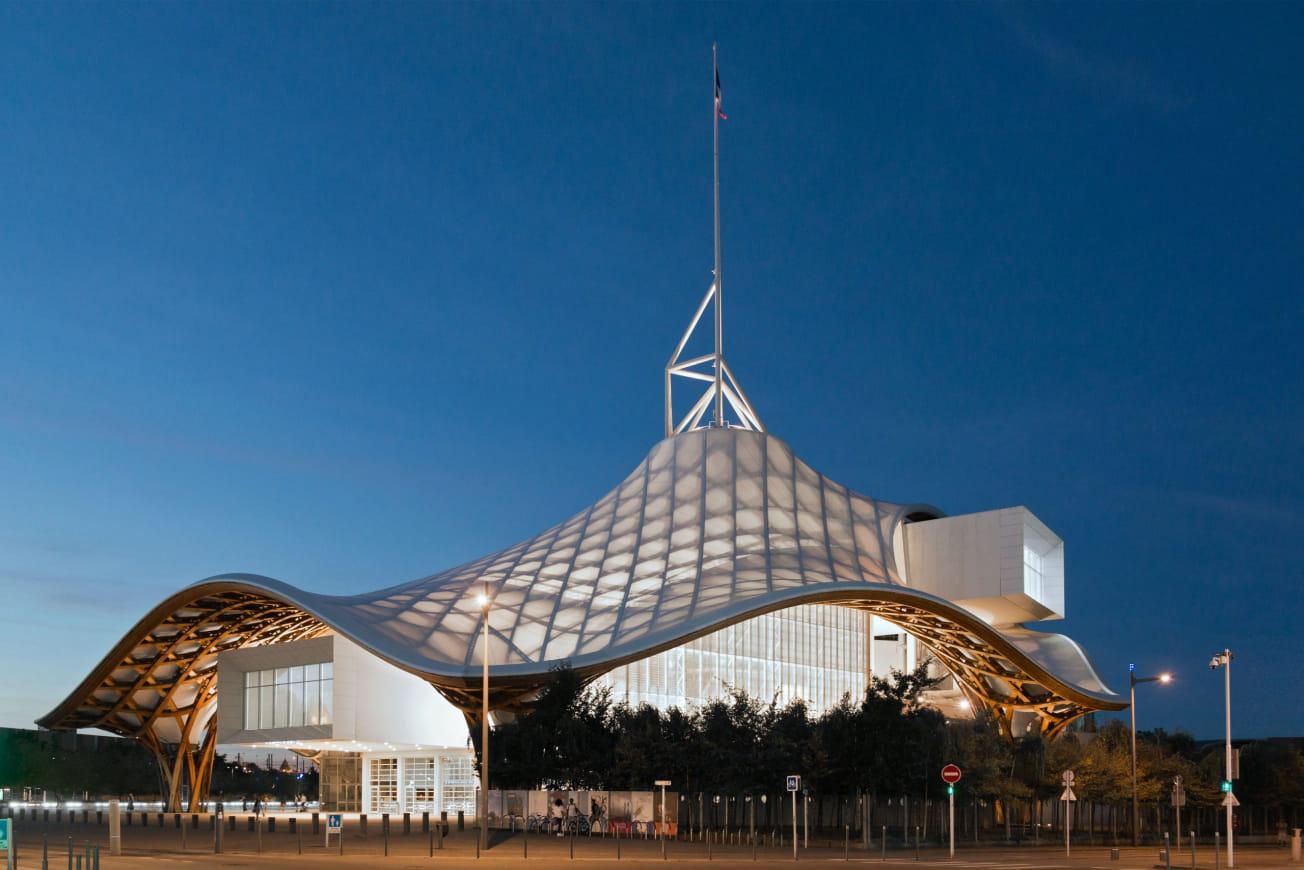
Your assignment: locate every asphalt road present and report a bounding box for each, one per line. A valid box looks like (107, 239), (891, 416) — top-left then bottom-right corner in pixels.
(4, 818), (1298, 870)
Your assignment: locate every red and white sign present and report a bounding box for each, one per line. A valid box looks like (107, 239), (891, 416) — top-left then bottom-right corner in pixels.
(941, 764), (962, 784)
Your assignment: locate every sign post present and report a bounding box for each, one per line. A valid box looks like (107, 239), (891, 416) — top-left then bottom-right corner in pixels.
(326, 813), (343, 849)
(787, 775), (800, 861)
(1172, 776), (1186, 853)
(1061, 770), (1077, 857)
(941, 764), (962, 859)
(654, 780), (672, 857)
(0, 817), (14, 870)
(108, 799), (122, 856)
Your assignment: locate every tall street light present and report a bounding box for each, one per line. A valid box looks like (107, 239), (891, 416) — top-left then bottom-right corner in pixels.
(1129, 664), (1172, 845)
(477, 585), (491, 852)
(1209, 650), (1235, 869)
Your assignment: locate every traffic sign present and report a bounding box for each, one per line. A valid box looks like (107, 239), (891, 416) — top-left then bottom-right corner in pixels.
(1172, 776), (1186, 808)
(941, 764), (962, 784)
(1061, 769), (1075, 786)
(786, 775), (800, 793)
(1060, 786), (1077, 802)
(1222, 791), (1240, 808)
(0, 818), (10, 851)
(327, 814), (342, 833)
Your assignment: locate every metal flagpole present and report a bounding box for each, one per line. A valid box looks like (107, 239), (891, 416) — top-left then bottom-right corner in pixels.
(712, 42), (724, 428)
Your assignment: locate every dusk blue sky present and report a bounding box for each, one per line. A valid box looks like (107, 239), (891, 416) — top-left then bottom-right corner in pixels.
(1, 3), (1300, 740)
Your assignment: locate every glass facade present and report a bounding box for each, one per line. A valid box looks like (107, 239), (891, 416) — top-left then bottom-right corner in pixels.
(1023, 544), (1045, 602)
(361, 751), (478, 815)
(320, 752), (362, 812)
(596, 603), (867, 713)
(243, 662), (333, 730)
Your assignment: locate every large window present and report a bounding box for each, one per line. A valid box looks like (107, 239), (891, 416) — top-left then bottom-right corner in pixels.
(369, 757), (400, 814)
(1023, 545), (1045, 602)
(404, 757), (437, 813)
(439, 754), (477, 814)
(597, 603), (867, 714)
(243, 662), (333, 730)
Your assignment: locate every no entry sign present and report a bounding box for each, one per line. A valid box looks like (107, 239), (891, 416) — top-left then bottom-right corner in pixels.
(941, 764), (962, 784)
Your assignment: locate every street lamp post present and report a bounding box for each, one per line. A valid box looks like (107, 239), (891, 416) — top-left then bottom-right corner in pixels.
(1129, 665), (1172, 845)
(1210, 650), (1235, 869)
(477, 585), (491, 852)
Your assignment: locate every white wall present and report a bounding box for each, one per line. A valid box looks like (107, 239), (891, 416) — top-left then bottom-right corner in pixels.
(900, 507), (1065, 626)
(332, 635), (469, 749)
(215, 633), (470, 750)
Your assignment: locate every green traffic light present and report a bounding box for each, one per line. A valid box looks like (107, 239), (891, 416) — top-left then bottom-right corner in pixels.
(947, 785), (954, 796)
(1221, 781), (1232, 793)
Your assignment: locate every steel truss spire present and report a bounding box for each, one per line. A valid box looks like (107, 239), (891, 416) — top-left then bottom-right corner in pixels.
(664, 44), (764, 438)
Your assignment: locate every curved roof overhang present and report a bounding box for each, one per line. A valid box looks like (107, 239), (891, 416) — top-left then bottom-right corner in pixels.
(39, 429), (1123, 742)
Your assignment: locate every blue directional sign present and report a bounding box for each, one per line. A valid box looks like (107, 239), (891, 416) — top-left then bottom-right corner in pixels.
(0, 818), (10, 851)
(786, 775), (800, 792)
(327, 814), (343, 832)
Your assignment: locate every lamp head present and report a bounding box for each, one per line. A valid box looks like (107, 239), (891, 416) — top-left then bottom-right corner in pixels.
(1159, 673), (1172, 684)
(1209, 656), (1220, 670)
(476, 593), (489, 609)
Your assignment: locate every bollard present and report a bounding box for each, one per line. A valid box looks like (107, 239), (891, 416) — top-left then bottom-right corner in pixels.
(228, 816), (235, 832)
(422, 811), (429, 833)
(247, 816), (255, 832)
(404, 812), (411, 835)
(524, 828), (528, 858)
(257, 815), (262, 854)
(192, 813), (198, 829)
(267, 817), (275, 833)
(458, 810), (465, 832)
(297, 824), (302, 855)
(1293, 828), (1302, 863)
(915, 825), (920, 861)
(845, 825), (849, 862)
(157, 812), (163, 828)
(360, 814), (368, 837)
(1165, 833), (1172, 870)
(68, 835), (74, 870)
(476, 831), (480, 859)
(289, 817), (296, 834)
(1110, 848), (1121, 860)
(383, 814), (389, 856)
(175, 813), (181, 829)
(882, 825), (887, 861)
(312, 812), (319, 834)
(1216, 831), (1221, 870)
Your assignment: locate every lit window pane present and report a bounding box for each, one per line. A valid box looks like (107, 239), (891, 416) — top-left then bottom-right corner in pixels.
(245, 671), (256, 689)
(320, 679), (333, 725)
(290, 665), (304, 683)
(259, 685), (273, 729)
(304, 663), (319, 680)
(289, 680), (304, 726)
(304, 679), (320, 725)
(320, 661), (333, 679)
(274, 667), (289, 686)
(274, 684), (289, 728)
(244, 687), (258, 730)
